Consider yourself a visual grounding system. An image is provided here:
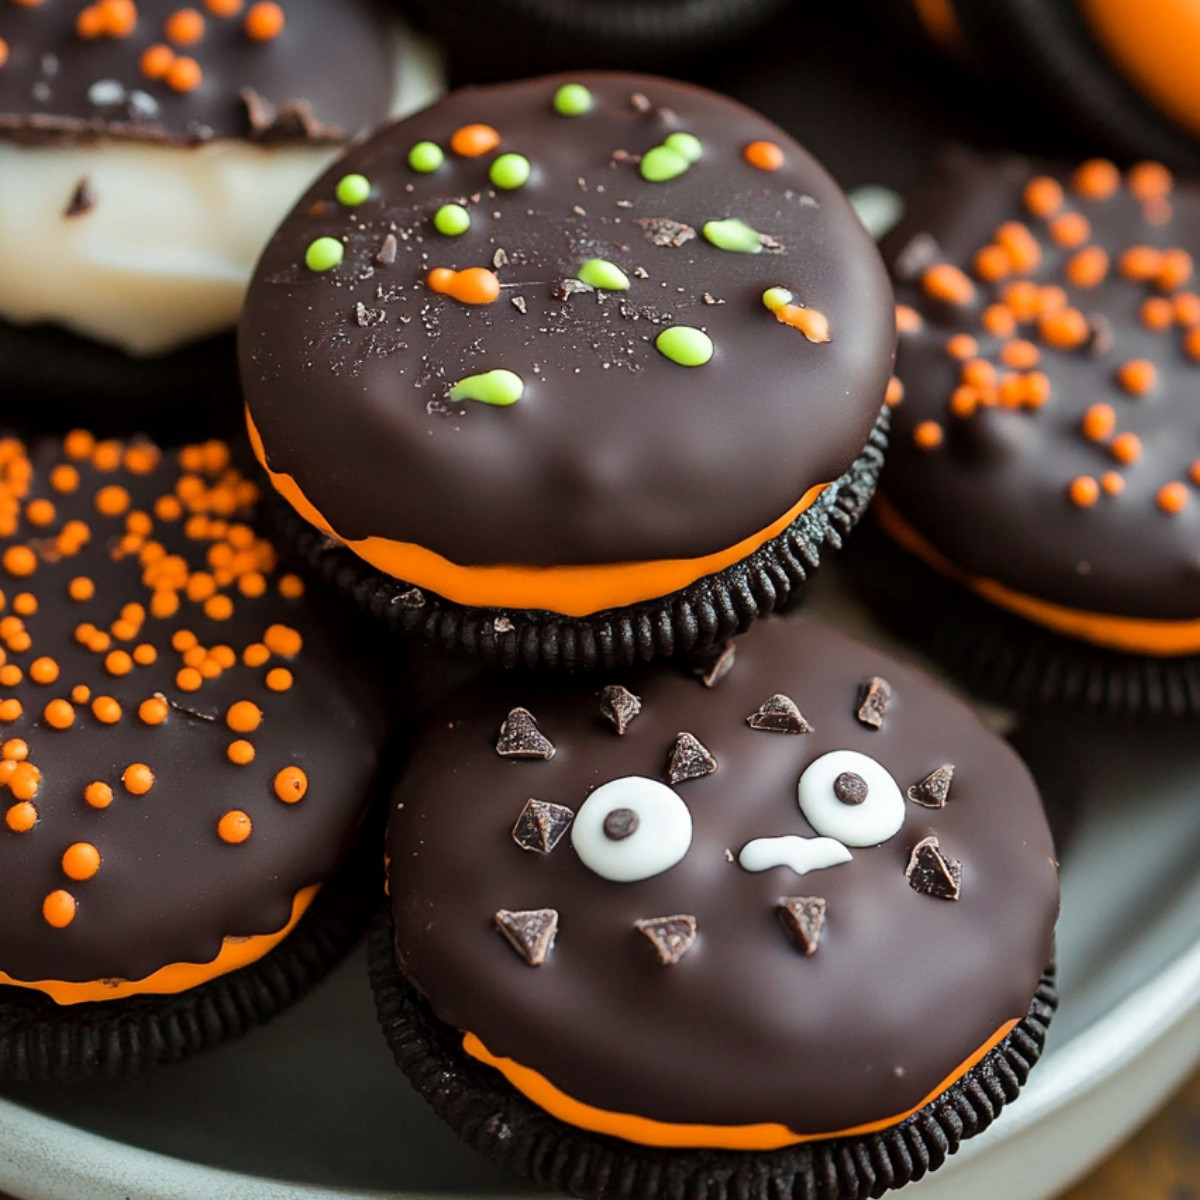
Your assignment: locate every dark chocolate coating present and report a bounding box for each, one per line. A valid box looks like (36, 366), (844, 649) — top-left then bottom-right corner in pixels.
(0, 432), (387, 985)
(0, 0), (396, 144)
(884, 152), (1200, 620)
(241, 73), (895, 568)
(387, 616), (1058, 1135)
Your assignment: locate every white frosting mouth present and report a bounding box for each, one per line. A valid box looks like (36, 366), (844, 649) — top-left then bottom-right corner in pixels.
(0, 26), (444, 357)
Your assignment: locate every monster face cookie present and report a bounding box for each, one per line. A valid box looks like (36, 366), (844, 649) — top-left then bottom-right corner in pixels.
(240, 73), (895, 669)
(0, 0), (440, 430)
(371, 618), (1058, 1199)
(0, 429), (387, 1080)
(865, 153), (1200, 714)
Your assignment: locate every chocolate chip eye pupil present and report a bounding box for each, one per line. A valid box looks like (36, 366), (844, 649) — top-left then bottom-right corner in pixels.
(603, 807), (640, 840)
(833, 771), (868, 806)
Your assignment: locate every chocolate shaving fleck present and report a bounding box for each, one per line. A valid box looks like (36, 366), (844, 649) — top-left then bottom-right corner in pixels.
(494, 908), (558, 966)
(907, 764), (954, 809)
(778, 896), (827, 955)
(598, 684), (641, 735)
(856, 676), (892, 729)
(512, 799), (574, 853)
(354, 302), (386, 328)
(634, 217), (696, 248)
(554, 278), (594, 299)
(759, 233), (785, 254)
(497, 707), (556, 760)
(694, 641), (736, 688)
(747, 694), (812, 734)
(906, 836), (962, 900)
(63, 176), (95, 219)
(634, 914), (697, 964)
(666, 732), (717, 783)
(610, 149), (641, 165)
(630, 92), (653, 113)
(375, 234), (398, 266)
(603, 807), (639, 840)
(833, 771), (868, 805)
(239, 88), (342, 143)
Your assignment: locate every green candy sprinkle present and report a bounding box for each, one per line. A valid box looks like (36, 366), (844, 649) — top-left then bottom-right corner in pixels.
(655, 326), (713, 367)
(577, 258), (630, 291)
(762, 286), (794, 312)
(553, 83), (593, 116)
(639, 145), (690, 183)
(489, 153), (532, 190)
(703, 218), (763, 254)
(305, 236), (344, 272)
(448, 368), (525, 406)
(335, 173), (371, 206)
(433, 203), (471, 236)
(662, 132), (702, 163)
(408, 141), (444, 173)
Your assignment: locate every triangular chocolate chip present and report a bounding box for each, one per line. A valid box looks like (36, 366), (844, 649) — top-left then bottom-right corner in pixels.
(907, 765), (954, 809)
(747, 694), (812, 734)
(666, 732), (717, 783)
(634, 914), (698, 964)
(695, 641), (736, 688)
(375, 233), (398, 266)
(906, 836), (962, 900)
(856, 676), (892, 730)
(598, 685), (642, 735)
(496, 707), (555, 760)
(64, 176), (95, 219)
(494, 908), (559, 965)
(778, 896), (827, 955)
(511, 799), (574, 853)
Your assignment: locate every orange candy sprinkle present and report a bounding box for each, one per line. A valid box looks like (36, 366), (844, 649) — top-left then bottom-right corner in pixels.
(140, 42), (175, 78)
(1174, 293), (1200, 326)
(227, 739), (255, 765)
(277, 574), (304, 599)
(1141, 297), (1174, 331)
(3, 546), (36, 578)
(913, 421), (944, 451)
(885, 377), (904, 407)
(264, 624), (302, 657)
(94, 484), (131, 516)
(105, 649), (134, 676)
(1119, 246), (1163, 281)
(165, 55), (202, 92)
(426, 267), (501, 306)
(743, 140), (783, 170)
(13, 592), (36, 616)
(165, 7), (205, 43)
(43, 891), (76, 929)
(63, 431), (94, 461)
(71, 684), (90, 704)
(1069, 476), (1100, 508)
(994, 222), (1041, 274)
(123, 763), (155, 795)
(449, 123), (500, 157)
(265, 667), (293, 692)
(1191, 460), (1200, 487)
(1158, 482), (1188, 514)
(68, 576), (95, 602)
(1072, 159), (1120, 200)
(1101, 472), (1125, 496)
(84, 781), (113, 809)
(982, 304), (1016, 338)
(92, 696), (122, 724)
(1082, 403), (1116, 442)
(206, 0), (243, 13)
(1023, 176), (1063, 218)
(944, 333), (977, 360)
(1038, 307), (1089, 350)
(6, 802), (36, 833)
(226, 700), (262, 733)
(1117, 359), (1156, 396)
(949, 387), (978, 419)
(1065, 246), (1109, 289)
(25, 499), (55, 527)
(62, 843), (101, 881)
(218, 809), (252, 843)
(973, 245), (1010, 283)
(176, 666), (202, 691)
(0, 39), (8, 69)
(9, 763), (40, 801)
(28, 657), (59, 685)
(1157, 249), (1193, 292)
(138, 696), (169, 725)
(1, 739), (28, 762)
(0, 700), (22, 723)
(274, 766), (308, 804)
(1048, 212), (1090, 249)
(243, 0), (284, 39)
(1110, 433), (1142, 464)
(1128, 161), (1173, 201)
(243, 643), (270, 667)
(1000, 339), (1039, 369)
(895, 305), (922, 333)
(49, 464), (80, 493)
(43, 699), (75, 730)
(921, 264), (974, 306)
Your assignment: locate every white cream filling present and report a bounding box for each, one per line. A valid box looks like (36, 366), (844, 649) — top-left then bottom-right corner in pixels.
(0, 27), (443, 356)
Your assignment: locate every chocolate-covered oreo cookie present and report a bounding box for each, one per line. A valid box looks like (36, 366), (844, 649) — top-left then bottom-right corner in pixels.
(866, 152), (1200, 714)
(0, 0), (441, 432)
(370, 617), (1058, 1197)
(241, 73), (895, 669)
(0, 429), (388, 1079)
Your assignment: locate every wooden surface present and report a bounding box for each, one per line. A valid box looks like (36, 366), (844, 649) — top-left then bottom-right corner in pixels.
(1062, 1068), (1200, 1198)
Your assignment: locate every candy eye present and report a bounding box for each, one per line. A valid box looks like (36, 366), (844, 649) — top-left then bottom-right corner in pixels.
(571, 776), (693, 882)
(798, 750), (905, 847)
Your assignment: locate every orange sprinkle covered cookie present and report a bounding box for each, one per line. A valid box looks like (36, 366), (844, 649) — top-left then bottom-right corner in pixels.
(0, 431), (387, 1079)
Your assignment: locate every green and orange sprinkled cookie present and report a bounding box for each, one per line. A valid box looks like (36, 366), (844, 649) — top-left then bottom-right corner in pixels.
(0, 429), (388, 1080)
(857, 152), (1200, 714)
(239, 72), (895, 671)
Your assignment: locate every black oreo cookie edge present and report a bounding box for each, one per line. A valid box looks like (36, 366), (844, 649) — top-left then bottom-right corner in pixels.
(0, 320), (243, 444)
(367, 913), (1057, 1200)
(0, 805), (384, 1084)
(270, 406), (888, 672)
(845, 514), (1200, 719)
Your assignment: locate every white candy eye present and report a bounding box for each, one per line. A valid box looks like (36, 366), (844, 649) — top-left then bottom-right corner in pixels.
(571, 776), (693, 882)
(798, 750), (905, 847)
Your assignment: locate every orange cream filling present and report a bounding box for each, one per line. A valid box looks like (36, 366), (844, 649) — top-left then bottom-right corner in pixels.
(876, 494), (1200, 655)
(1, 884), (318, 1006)
(463, 1020), (1018, 1150)
(246, 408), (829, 618)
